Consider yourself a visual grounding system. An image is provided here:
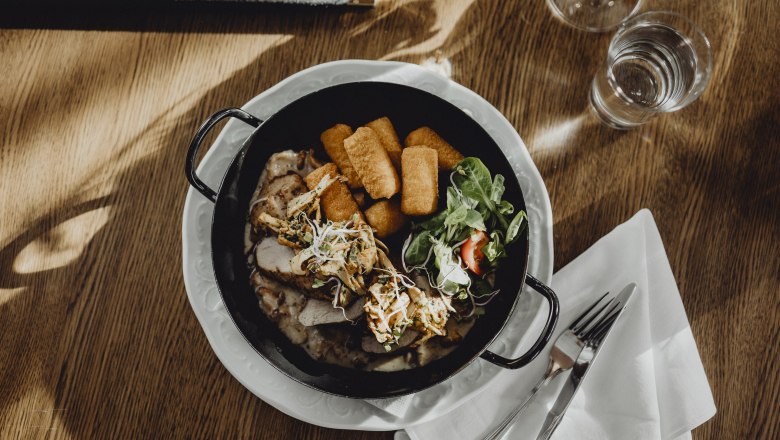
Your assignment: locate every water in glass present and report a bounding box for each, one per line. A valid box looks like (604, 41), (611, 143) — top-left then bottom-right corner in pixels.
(590, 12), (712, 129)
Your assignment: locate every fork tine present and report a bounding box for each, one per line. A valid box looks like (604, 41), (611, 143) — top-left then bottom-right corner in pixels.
(568, 292), (609, 331)
(572, 296), (615, 335)
(585, 301), (621, 337)
(587, 307), (621, 342)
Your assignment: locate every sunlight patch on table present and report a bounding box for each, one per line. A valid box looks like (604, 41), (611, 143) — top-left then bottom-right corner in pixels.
(13, 207), (112, 274)
(530, 115), (588, 154)
(377, 0), (476, 62)
(0, 287), (27, 306)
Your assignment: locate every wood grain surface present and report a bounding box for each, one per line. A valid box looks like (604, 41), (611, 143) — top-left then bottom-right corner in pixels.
(1, 0), (778, 438)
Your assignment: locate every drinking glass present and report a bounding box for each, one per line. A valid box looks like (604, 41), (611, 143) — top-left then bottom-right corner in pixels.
(589, 11), (713, 129)
(547, 0), (642, 32)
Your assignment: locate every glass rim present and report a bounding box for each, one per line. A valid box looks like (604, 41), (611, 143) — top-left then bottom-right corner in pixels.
(605, 10), (713, 112)
(546, 0), (644, 33)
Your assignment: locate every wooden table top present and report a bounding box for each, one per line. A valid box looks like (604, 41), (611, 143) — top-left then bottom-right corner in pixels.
(1, 0), (778, 438)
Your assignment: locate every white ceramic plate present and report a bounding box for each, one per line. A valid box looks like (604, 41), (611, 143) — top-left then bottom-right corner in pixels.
(181, 60), (553, 430)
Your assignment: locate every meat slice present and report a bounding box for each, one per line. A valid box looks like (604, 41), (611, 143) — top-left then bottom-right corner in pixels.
(298, 299), (363, 327)
(254, 236), (332, 300)
(250, 173), (308, 226)
(255, 236), (296, 272)
(252, 272), (308, 345)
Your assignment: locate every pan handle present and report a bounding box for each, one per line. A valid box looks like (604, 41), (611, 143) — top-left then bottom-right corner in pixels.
(480, 274), (560, 369)
(185, 108), (262, 202)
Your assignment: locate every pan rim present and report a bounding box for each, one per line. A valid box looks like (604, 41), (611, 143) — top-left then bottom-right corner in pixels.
(209, 81), (532, 399)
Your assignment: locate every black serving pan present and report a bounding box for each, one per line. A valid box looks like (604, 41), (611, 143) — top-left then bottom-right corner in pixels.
(185, 82), (559, 399)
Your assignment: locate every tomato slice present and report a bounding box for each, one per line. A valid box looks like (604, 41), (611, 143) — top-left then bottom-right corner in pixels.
(461, 230), (488, 276)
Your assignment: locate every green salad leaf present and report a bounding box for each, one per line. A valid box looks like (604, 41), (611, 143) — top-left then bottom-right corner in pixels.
(490, 174), (505, 204)
(505, 210), (527, 244)
(405, 230), (434, 266)
(433, 240), (470, 296)
(497, 200), (514, 216)
(482, 230), (506, 262)
(463, 209), (486, 231)
(452, 158), (493, 207)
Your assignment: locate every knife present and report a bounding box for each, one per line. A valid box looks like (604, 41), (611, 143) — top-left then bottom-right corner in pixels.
(535, 283), (637, 440)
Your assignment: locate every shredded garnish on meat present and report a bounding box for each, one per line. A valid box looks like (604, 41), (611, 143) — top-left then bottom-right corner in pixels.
(364, 269), (451, 350)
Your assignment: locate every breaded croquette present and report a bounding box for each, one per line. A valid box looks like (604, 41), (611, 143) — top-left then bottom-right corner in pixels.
(304, 163), (363, 222)
(320, 124), (362, 189)
(364, 198), (407, 238)
(401, 147), (438, 215)
(366, 117), (403, 171)
(404, 127), (464, 170)
(343, 127), (401, 199)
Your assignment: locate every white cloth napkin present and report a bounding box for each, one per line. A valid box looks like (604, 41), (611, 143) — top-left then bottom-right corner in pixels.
(400, 209), (716, 440)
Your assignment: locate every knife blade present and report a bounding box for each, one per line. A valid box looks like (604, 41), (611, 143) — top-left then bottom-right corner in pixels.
(535, 283), (637, 440)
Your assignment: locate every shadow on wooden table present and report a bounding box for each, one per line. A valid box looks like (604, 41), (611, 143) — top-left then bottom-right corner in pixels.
(0, 2), (445, 438)
(3, 2), (370, 33)
(0, 0), (713, 437)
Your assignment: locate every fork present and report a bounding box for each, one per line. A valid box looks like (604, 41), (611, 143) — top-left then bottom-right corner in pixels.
(482, 292), (622, 440)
